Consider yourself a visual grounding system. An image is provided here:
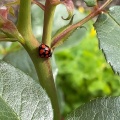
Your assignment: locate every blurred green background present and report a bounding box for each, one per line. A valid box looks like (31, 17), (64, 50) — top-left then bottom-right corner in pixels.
(55, 28), (120, 116)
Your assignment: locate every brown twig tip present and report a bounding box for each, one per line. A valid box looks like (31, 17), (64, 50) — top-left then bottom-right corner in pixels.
(32, 0), (45, 11)
(98, 0), (113, 11)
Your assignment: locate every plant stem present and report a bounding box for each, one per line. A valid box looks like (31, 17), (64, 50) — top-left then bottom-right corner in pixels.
(42, 0), (56, 46)
(51, 0), (112, 48)
(17, 0), (32, 37)
(41, 1), (61, 119)
(17, 0), (61, 120)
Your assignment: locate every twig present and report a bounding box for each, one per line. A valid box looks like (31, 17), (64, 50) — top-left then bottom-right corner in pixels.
(51, 0), (112, 48)
(32, 0), (45, 11)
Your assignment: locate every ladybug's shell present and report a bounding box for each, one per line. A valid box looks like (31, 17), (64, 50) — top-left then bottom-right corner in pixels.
(39, 44), (52, 58)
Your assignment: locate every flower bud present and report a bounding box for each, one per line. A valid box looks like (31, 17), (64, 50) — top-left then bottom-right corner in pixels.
(0, 6), (8, 19)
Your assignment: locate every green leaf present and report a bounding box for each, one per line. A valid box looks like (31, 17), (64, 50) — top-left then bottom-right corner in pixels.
(84, 0), (97, 7)
(0, 60), (53, 120)
(94, 6), (120, 74)
(65, 97), (120, 120)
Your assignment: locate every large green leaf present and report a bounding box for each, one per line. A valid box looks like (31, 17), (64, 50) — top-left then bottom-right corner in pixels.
(31, 4), (87, 50)
(94, 6), (120, 74)
(65, 97), (120, 120)
(0, 61), (53, 120)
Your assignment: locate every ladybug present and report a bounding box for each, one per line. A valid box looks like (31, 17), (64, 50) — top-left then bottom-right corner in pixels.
(39, 43), (52, 58)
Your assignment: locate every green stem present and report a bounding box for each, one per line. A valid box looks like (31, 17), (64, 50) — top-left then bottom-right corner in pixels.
(41, 1), (61, 119)
(32, 58), (61, 120)
(42, 0), (56, 46)
(17, 0), (32, 37)
(17, 0), (61, 120)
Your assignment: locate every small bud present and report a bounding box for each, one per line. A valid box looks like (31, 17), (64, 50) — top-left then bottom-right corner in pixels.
(0, 6), (8, 19)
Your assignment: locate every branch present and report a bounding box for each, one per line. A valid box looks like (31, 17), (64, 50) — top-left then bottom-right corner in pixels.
(51, 0), (112, 48)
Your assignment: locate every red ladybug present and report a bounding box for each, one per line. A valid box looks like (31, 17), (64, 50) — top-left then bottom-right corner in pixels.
(39, 44), (52, 58)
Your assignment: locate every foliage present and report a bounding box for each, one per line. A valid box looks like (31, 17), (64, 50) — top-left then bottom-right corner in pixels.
(65, 97), (120, 120)
(0, 60), (53, 120)
(94, 6), (120, 74)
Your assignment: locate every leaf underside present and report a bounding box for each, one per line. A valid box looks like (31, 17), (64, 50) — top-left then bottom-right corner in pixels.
(0, 61), (53, 120)
(94, 6), (120, 74)
(65, 97), (120, 120)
